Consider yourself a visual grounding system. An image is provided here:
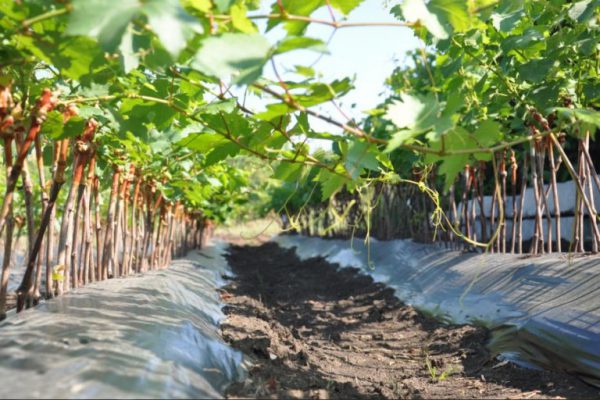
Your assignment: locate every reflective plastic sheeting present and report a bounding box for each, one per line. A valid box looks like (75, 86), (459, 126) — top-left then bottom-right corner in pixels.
(275, 235), (600, 386)
(0, 240), (244, 399)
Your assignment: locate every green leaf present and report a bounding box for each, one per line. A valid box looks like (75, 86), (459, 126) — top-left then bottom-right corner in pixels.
(198, 99), (237, 114)
(40, 111), (64, 140)
(471, 120), (501, 160)
(501, 28), (545, 55)
(67, 0), (139, 53)
(275, 37), (328, 55)
(473, 120), (502, 148)
(230, 3), (257, 33)
(329, 0), (365, 14)
(144, 0), (201, 56)
(294, 65), (315, 77)
(214, 0), (235, 12)
(530, 83), (561, 110)
(554, 108), (600, 129)
(385, 93), (441, 152)
(426, 115), (454, 142)
(273, 162), (304, 181)
(429, 0), (471, 33)
(14, 35), (103, 81)
(192, 33), (271, 84)
(120, 98), (175, 132)
(490, 0), (524, 32)
(185, 0), (212, 13)
(67, 0), (200, 57)
(401, 0), (448, 39)
(201, 111), (251, 138)
(439, 153), (470, 191)
(267, 0), (323, 36)
(119, 25), (139, 73)
(63, 117), (88, 139)
(345, 140), (379, 179)
(425, 127), (476, 190)
(181, 133), (229, 152)
(386, 93), (438, 130)
(204, 142), (240, 166)
(443, 90), (465, 116)
(315, 168), (347, 200)
(517, 58), (555, 83)
(255, 103), (292, 121)
(568, 0), (600, 22)
(386, 131), (420, 153)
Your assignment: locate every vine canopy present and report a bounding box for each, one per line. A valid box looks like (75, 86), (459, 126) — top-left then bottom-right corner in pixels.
(1, 0), (599, 217)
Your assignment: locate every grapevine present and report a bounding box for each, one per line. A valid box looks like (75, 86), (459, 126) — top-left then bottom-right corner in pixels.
(0, 0), (598, 319)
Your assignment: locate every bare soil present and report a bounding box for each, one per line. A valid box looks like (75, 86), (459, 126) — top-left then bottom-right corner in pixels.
(220, 242), (600, 399)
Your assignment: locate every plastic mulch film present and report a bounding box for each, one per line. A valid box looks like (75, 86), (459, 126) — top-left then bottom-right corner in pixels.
(0, 240), (244, 399)
(275, 235), (600, 387)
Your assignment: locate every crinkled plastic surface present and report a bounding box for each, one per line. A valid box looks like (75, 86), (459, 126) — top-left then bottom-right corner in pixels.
(0, 240), (243, 399)
(275, 235), (600, 386)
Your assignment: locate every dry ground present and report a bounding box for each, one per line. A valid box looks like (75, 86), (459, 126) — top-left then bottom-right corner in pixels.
(221, 242), (600, 399)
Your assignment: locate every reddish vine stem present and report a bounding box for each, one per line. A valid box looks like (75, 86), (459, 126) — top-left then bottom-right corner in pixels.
(509, 150), (518, 253)
(518, 153), (529, 254)
(33, 134), (47, 298)
(101, 168), (121, 280)
(547, 138), (561, 252)
(490, 157), (498, 253)
(461, 166), (471, 245)
(16, 131), (70, 310)
(582, 133), (600, 252)
(500, 152), (507, 253)
(0, 89), (57, 237)
(529, 138), (543, 254)
(15, 129), (36, 261)
(549, 133), (600, 248)
(0, 134), (14, 319)
(477, 163), (487, 244)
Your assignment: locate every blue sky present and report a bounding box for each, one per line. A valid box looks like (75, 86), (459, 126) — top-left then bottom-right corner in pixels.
(244, 0), (420, 145)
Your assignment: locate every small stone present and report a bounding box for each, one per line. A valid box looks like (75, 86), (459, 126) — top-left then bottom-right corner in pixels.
(286, 389), (304, 399)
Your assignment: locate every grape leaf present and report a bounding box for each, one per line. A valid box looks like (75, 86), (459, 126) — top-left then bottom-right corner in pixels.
(315, 168), (348, 200)
(214, 0), (235, 12)
(267, 0), (323, 36)
(204, 142), (240, 166)
(63, 117), (88, 140)
(67, 0), (200, 57)
(568, 0), (600, 22)
(330, 0), (365, 14)
(275, 37), (328, 55)
(193, 33), (271, 84)
(385, 93), (439, 151)
(429, 0), (471, 33)
(182, 133), (229, 152)
(345, 141), (379, 179)
(554, 108), (600, 130)
(230, 3), (257, 33)
(40, 111), (64, 140)
(401, 0), (449, 39)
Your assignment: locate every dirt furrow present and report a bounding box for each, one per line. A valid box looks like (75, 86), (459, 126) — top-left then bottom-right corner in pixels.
(221, 242), (599, 399)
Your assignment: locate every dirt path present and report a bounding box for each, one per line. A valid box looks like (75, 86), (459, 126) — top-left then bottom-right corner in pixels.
(220, 242), (599, 399)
